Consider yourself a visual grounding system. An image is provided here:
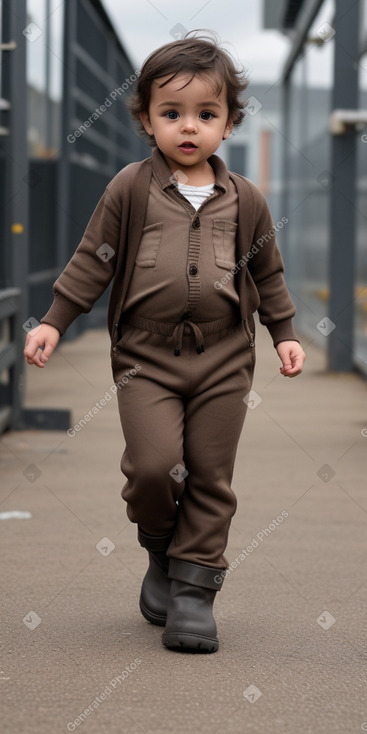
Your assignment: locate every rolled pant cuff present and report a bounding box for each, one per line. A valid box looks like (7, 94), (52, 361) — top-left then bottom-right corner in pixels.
(168, 558), (225, 590)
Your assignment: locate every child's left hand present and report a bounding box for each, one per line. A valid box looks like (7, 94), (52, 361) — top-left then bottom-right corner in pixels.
(276, 341), (306, 378)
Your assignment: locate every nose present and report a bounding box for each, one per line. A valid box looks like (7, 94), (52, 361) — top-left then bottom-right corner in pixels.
(181, 116), (197, 133)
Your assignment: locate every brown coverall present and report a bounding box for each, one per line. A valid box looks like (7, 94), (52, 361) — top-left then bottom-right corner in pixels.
(41, 148), (297, 571)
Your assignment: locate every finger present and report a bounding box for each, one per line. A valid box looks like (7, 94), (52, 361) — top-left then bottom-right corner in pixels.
(24, 336), (45, 359)
(24, 335), (48, 365)
(24, 342), (41, 361)
(38, 340), (58, 364)
(26, 346), (46, 368)
(281, 356), (304, 376)
(291, 354), (305, 371)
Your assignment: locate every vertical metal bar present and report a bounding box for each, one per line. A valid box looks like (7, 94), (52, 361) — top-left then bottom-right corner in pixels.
(107, 22), (115, 172)
(0, 0), (3, 100)
(45, 0), (52, 151)
(56, 0), (77, 336)
(4, 0), (28, 426)
(1, 0), (11, 288)
(328, 0), (360, 371)
(57, 0), (71, 266)
(280, 75), (291, 269)
(6, 0), (28, 293)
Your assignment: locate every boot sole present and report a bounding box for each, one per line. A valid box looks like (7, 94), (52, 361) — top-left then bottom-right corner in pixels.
(162, 631), (218, 653)
(139, 596), (167, 627)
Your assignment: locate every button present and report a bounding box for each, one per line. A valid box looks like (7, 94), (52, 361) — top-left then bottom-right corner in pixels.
(189, 264), (198, 276)
(112, 346), (117, 352)
(183, 311), (192, 319)
(192, 217), (200, 229)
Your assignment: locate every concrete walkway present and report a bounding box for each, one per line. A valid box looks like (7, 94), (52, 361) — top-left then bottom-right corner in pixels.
(1, 321), (367, 734)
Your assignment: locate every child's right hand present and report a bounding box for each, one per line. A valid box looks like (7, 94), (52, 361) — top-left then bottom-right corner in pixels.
(24, 323), (60, 368)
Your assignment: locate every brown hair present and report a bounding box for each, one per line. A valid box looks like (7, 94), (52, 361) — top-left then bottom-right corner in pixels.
(127, 31), (249, 146)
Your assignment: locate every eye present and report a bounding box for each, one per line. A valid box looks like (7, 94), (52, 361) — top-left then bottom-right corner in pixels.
(165, 110), (179, 120)
(199, 111), (215, 120)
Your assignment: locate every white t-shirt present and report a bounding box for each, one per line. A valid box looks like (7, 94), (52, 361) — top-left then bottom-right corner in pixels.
(177, 182), (215, 211)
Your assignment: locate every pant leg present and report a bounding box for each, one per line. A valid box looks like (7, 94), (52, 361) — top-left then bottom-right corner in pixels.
(167, 322), (255, 568)
(112, 328), (187, 535)
(112, 320), (255, 562)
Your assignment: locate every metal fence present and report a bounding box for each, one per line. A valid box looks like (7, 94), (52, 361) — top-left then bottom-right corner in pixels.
(264, 0), (367, 375)
(57, 0), (147, 338)
(0, 0), (148, 431)
(0, 289), (22, 432)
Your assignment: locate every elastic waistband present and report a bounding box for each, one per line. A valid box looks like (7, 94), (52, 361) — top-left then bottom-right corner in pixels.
(122, 313), (242, 356)
(122, 313), (241, 337)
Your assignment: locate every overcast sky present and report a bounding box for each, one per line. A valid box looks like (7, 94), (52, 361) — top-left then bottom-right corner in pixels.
(100, 0), (289, 82)
(26, 0), (342, 98)
(100, 0), (339, 86)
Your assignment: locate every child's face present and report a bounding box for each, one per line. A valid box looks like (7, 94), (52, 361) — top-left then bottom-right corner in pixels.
(140, 72), (233, 177)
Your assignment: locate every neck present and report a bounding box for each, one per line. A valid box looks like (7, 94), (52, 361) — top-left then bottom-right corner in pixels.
(164, 156), (216, 187)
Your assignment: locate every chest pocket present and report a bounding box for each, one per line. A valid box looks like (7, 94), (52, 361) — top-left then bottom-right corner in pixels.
(212, 220), (237, 269)
(135, 222), (163, 267)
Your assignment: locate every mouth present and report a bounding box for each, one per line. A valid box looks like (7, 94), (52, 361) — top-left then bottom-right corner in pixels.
(179, 141), (198, 152)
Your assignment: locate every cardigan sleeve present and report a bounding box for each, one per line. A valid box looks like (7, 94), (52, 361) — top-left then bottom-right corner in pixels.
(247, 186), (299, 346)
(41, 186), (121, 336)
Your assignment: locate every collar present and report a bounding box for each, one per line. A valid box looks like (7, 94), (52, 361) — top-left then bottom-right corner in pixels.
(151, 146), (229, 193)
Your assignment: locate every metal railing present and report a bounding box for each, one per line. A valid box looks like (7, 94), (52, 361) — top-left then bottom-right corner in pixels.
(0, 288), (22, 432)
(0, 0), (147, 434)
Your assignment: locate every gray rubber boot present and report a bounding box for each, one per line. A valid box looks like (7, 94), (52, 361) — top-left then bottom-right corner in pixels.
(138, 527), (173, 627)
(162, 559), (224, 653)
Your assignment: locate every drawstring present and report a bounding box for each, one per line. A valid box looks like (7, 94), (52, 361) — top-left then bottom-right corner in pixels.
(172, 320), (205, 356)
(119, 312), (240, 356)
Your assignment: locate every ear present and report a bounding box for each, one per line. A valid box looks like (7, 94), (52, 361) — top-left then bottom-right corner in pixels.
(222, 116), (234, 140)
(139, 111), (153, 136)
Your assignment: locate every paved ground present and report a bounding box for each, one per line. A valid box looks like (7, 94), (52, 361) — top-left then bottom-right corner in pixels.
(1, 320), (367, 734)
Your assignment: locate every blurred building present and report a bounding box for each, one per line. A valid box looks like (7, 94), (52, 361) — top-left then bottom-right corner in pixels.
(260, 0), (367, 375)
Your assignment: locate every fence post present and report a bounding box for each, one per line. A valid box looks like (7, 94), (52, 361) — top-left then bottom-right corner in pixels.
(0, 0), (29, 425)
(328, 0), (360, 371)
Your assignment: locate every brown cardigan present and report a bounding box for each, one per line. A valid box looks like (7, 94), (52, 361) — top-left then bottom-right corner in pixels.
(42, 148), (298, 348)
